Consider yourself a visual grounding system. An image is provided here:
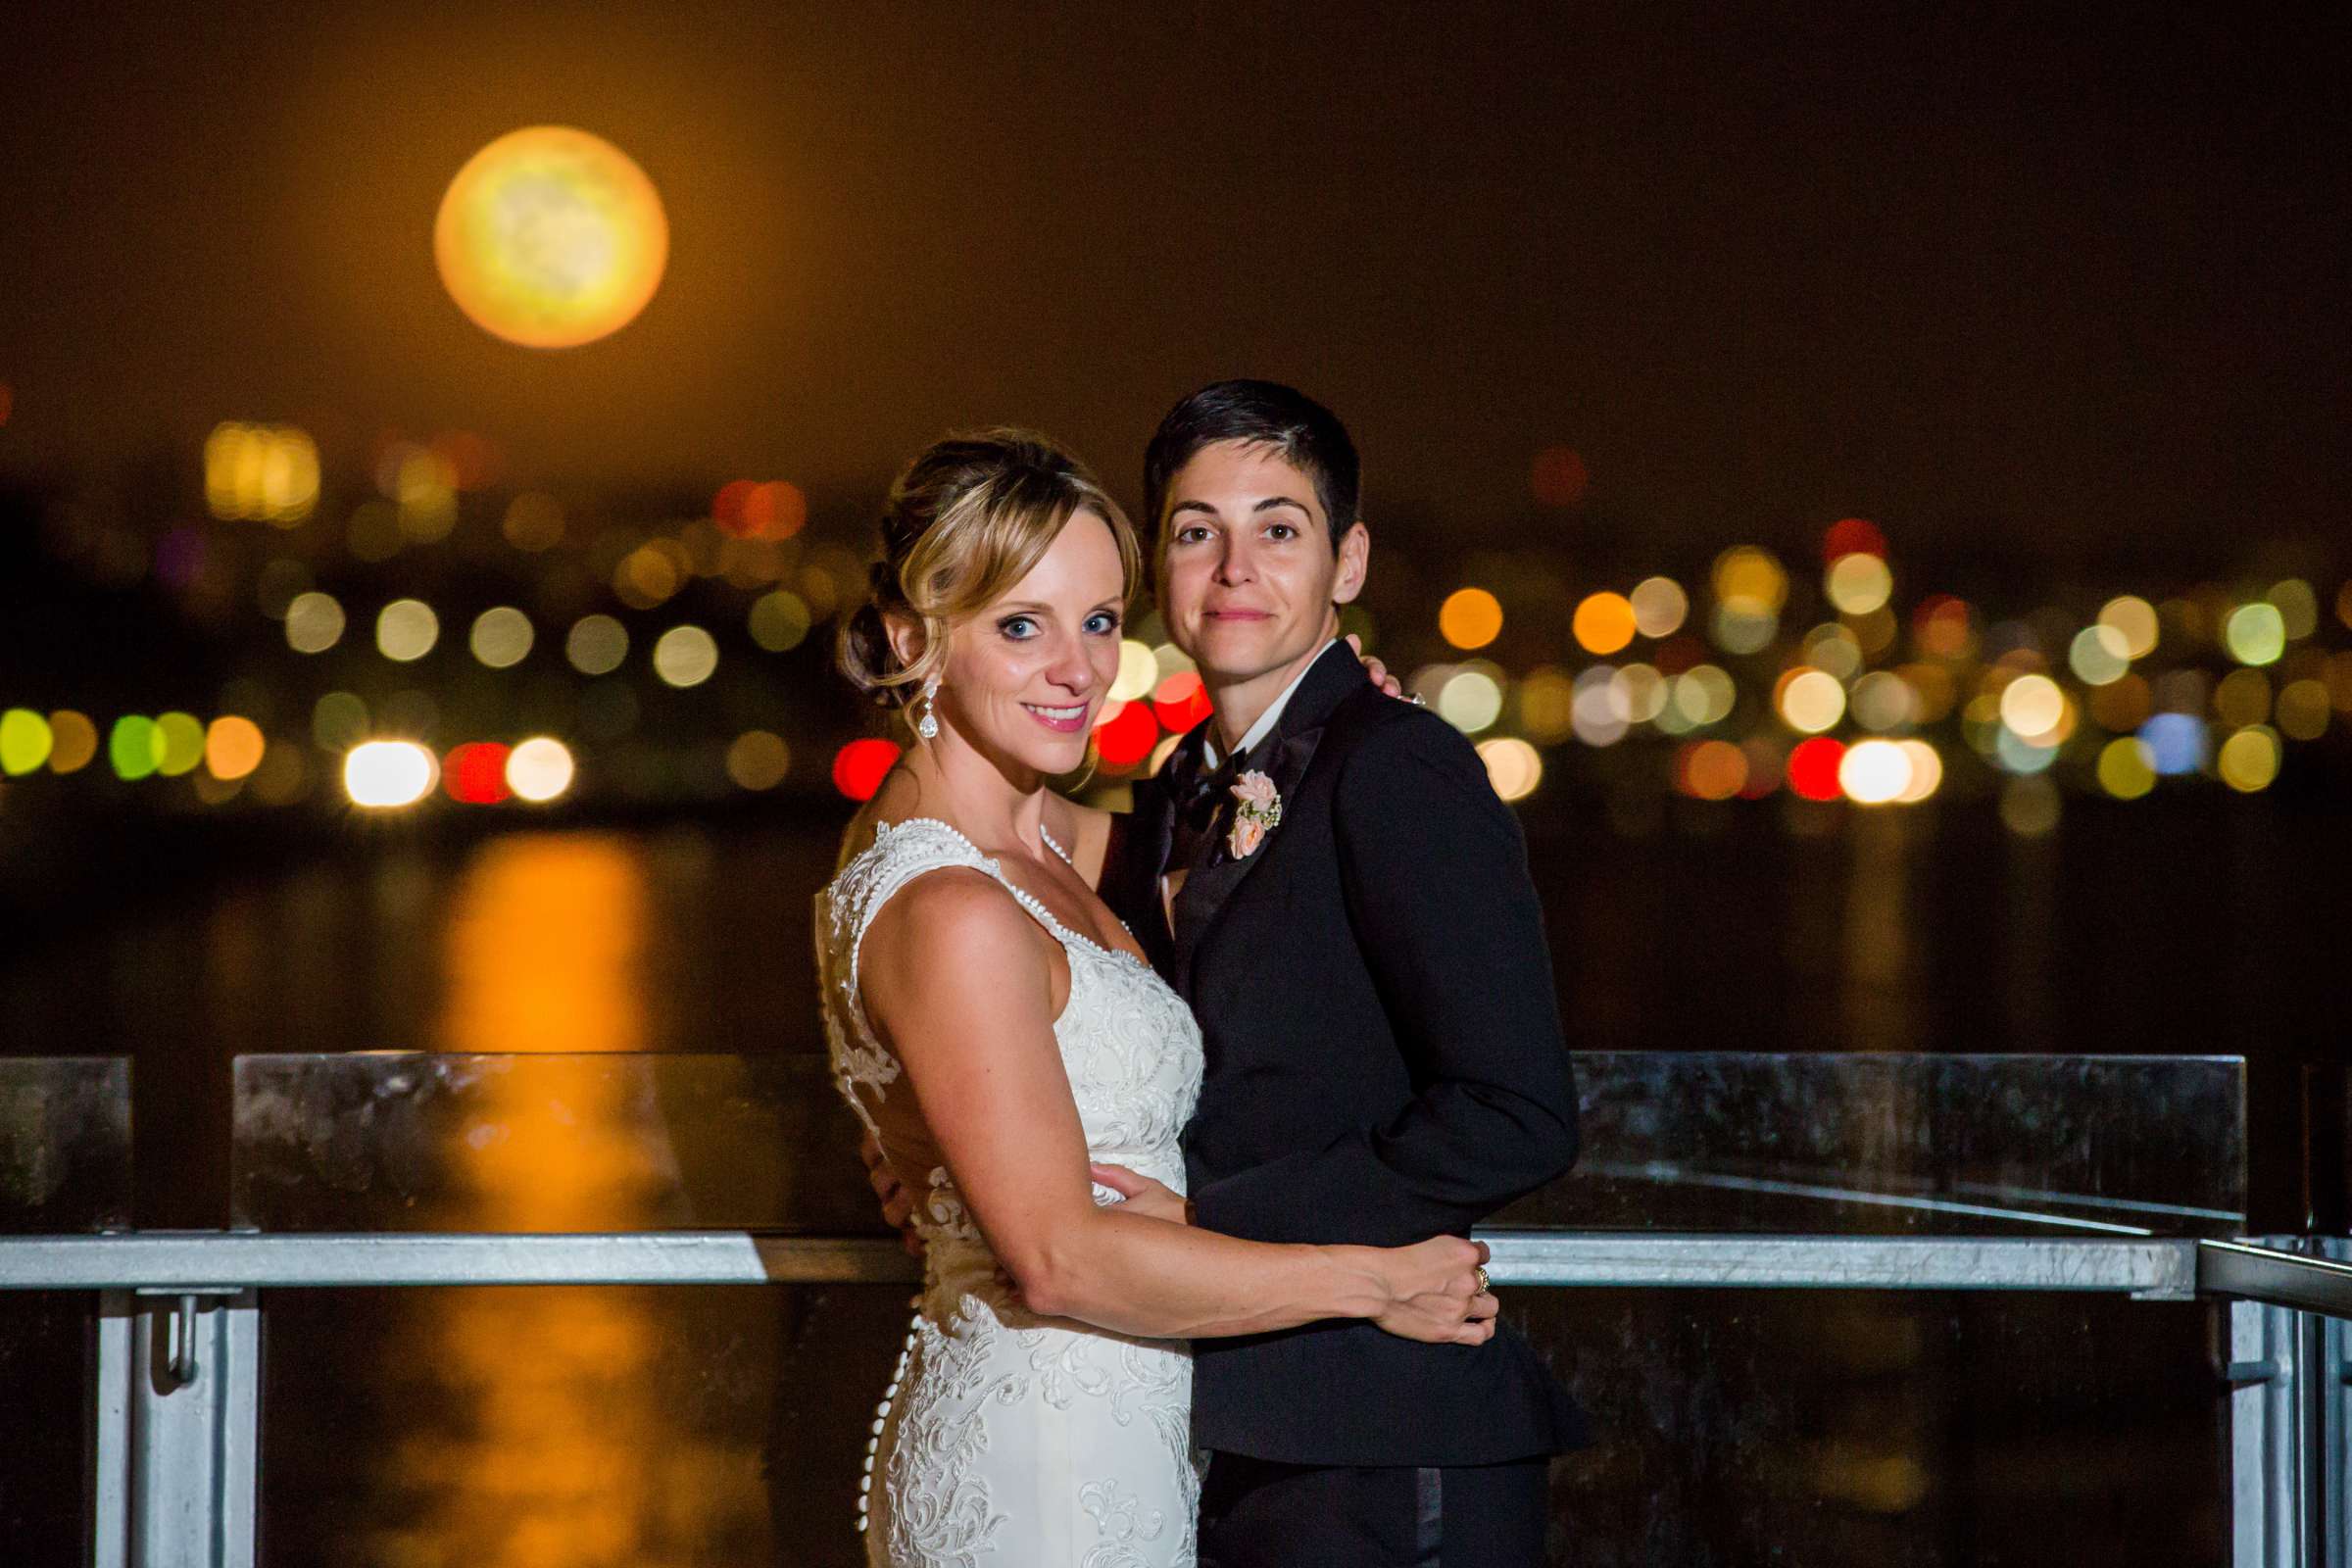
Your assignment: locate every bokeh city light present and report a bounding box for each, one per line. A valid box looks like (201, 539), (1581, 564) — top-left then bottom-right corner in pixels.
(345, 742), (436, 808)
(832, 739), (901, 802)
(505, 738), (576, 804)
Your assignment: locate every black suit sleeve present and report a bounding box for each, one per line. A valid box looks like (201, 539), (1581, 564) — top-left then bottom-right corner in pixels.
(1188, 712), (1580, 1247)
(1102, 771), (1177, 973)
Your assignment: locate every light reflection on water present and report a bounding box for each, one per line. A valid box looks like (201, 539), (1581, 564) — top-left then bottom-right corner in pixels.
(368, 834), (762, 1567)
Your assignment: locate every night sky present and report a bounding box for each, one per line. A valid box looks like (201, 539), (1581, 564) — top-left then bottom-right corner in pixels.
(2, 3), (2345, 567)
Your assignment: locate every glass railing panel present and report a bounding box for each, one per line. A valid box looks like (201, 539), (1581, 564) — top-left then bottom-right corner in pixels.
(234, 1051), (2247, 1238)
(220, 1049), (2247, 1562)
(0, 1055), (130, 1568)
(232, 1053), (878, 1234)
(0, 1054), (132, 1233)
(1499, 1053), (2245, 1236)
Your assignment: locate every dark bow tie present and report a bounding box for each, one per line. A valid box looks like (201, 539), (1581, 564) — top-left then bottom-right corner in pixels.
(1169, 743), (1253, 870)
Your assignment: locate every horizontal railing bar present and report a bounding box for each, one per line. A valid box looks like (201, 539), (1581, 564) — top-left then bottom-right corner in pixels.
(2195, 1239), (2352, 1319)
(0, 1233), (922, 1289)
(0, 1231), (2201, 1297)
(1493, 1234), (2198, 1297)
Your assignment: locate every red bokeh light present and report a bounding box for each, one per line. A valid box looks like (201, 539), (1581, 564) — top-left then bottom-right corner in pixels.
(832, 738), (902, 801)
(445, 741), (514, 805)
(1822, 517), (1887, 561)
(716, 480), (808, 541)
(1150, 672), (1213, 734)
(1530, 446), (1591, 509)
(745, 481), (808, 540)
(713, 480), (758, 536)
(0, 382), (13, 426)
(1787, 736), (1847, 802)
(1094, 702), (1161, 769)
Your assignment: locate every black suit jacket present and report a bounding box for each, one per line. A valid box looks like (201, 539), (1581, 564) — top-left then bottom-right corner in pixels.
(1102, 642), (1591, 1466)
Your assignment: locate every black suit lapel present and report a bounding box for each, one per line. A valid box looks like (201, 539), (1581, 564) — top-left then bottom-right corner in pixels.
(1172, 643), (1368, 995)
(1120, 745), (1190, 977)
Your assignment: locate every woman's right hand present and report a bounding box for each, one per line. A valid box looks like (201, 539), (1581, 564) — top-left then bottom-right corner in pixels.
(860, 1130), (925, 1259)
(1361, 1235), (1497, 1346)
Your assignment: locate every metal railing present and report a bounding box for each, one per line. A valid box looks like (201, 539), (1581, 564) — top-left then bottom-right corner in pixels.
(4, 1050), (2334, 1565)
(3, 1227), (2348, 1568)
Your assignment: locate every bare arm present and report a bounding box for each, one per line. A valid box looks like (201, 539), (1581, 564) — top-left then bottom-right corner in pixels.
(861, 870), (1494, 1344)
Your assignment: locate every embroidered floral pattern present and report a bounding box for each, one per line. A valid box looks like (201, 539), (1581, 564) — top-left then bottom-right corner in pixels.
(818, 817), (1204, 1567)
(1080, 1479), (1168, 1567)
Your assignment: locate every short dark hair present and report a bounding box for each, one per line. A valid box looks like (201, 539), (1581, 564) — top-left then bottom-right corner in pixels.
(1142, 379), (1359, 555)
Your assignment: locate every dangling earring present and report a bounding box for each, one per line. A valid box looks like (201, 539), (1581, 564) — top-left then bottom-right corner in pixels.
(914, 675), (941, 741)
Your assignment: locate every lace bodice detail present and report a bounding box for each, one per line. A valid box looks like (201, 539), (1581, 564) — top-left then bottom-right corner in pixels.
(815, 816), (1206, 1567)
(823, 817), (1203, 1222)
(818, 816), (1203, 1230)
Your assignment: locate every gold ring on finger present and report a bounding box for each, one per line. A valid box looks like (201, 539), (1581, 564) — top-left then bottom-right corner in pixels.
(1473, 1264), (1491, 1294)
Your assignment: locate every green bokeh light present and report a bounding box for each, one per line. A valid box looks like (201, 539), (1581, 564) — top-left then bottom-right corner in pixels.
(109, 715), (159, 780)
(2224, 603), (2286, 666)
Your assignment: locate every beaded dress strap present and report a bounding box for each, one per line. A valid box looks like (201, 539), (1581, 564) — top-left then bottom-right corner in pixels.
(872, 817), (1143, 969)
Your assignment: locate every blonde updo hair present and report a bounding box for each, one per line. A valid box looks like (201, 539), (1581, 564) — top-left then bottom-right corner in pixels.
(839, 429), (1142, 716)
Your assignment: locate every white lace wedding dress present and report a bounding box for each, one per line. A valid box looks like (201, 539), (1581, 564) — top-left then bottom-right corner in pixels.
(817, 817), (1206, 1568)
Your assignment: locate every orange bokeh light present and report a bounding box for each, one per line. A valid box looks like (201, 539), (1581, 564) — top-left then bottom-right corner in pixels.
(1676, 739), (1749, 801)
(203, 716), (267, 781)
(1439, 588), (1504, 651)
(1572, 592), (1637, 656)
(716, 479), (808, 541)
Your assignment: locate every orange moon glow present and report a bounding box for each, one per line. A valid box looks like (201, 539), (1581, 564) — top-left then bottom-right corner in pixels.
(434, 126), (668, 349)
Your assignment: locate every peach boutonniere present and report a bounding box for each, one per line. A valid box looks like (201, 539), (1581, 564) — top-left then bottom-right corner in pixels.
(1227, 770), (1283, 858)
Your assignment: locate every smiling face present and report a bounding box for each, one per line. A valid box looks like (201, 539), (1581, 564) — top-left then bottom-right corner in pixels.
(922, 510), (1128, 778)
(1159, 440), (1368, 700)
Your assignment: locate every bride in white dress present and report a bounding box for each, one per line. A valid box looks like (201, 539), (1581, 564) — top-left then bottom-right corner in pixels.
(815, 431), (1497, 1568)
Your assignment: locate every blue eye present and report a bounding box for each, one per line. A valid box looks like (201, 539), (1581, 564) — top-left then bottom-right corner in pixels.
(1000, 615), (1038, 639)
(1084, 611), (1120, 636)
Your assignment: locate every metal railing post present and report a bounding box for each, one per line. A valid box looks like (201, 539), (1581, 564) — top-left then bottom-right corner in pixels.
(92, 1288), (259, 1568)
(2322, 1239), (2351, 1568)
(2226, 1236), (2352, 1568)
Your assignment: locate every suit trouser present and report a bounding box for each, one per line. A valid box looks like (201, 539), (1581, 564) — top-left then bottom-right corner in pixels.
(1198, 1450), (1551, 1568)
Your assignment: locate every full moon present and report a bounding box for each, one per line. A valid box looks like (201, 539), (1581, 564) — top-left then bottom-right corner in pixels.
(435, 126), (668, 349)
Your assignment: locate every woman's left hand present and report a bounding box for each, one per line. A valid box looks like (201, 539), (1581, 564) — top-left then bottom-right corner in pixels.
(1345, 632), (1406, 700)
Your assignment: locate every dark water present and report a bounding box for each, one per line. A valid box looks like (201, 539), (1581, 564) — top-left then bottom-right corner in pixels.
(3, 790), (2334, 1564)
